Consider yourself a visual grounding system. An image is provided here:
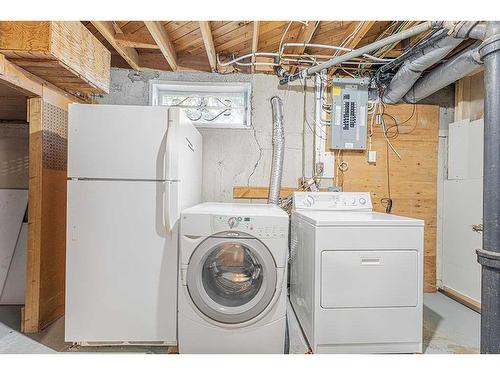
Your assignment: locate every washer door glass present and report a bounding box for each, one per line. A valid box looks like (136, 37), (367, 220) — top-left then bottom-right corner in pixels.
(202, 243), (263, 307)
(187, 235), (277, 324)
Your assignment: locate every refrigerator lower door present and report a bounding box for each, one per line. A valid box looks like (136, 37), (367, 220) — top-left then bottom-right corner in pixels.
(65, 179), (177, 344)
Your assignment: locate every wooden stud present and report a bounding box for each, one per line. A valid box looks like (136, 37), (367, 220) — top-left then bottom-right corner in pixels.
(91, 21), (141, 71)
(144, 21), (178, 71)
(198, 21), (217, 72)
(251, 21), (260, 73)
(24, 97), (43, 333)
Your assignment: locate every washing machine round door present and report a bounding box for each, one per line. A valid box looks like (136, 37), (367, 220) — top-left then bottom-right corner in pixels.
(187, 232), (277, 324)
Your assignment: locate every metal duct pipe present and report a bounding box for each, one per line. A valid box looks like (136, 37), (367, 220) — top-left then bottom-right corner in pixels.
(404, 44), (483, 103)
(382, 36), (463, 104)
(268, 96), (285, 205)
(279, 22), (436, 85)
(477, 21), (500, 354)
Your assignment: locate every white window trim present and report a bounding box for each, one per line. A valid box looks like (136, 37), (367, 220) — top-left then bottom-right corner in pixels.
(149, 80), (252, 129)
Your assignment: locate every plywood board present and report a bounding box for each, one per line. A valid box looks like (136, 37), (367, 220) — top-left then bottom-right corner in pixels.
(0, 189), (28, 293)
(0, 223), (27, 304)
(339, 104), (439, 292)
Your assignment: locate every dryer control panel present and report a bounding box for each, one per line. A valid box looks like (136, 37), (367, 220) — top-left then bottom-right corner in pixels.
(293, 192), (372, 211)
(211, 215), (287, 239)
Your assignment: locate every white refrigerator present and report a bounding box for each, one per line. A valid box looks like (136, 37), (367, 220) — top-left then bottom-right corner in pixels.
(65, 104), (202, 345)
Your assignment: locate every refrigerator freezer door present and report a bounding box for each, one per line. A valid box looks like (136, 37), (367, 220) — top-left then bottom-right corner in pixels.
(68, 104), (181, 181)
(65, 180), (177, 344)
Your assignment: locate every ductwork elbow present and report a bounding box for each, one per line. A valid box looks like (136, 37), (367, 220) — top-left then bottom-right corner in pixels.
(382, 35), (463, 104)
(268, 96), (285, 205)
(404, 44), (483, 103)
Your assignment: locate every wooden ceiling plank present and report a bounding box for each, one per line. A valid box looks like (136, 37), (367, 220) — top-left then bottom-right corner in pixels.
(328, 21), (376, 75)
(199, 21), (217, 72)
(343, 21), (376, 50)
(289, 21), (320, 74)
(115, 32), (159, 49)
(165, 21), (199, 41)
(251, 21), (260, 73)
(144, 21), (178, 71)
(91, 21), (140, 70)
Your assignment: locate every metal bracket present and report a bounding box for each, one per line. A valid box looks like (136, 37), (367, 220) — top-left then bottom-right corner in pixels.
(472, 224), (484, 233)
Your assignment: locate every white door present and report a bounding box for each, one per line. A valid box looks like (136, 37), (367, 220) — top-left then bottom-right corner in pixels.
(65, 179), (178, 343)
(442, 119), (483, 304)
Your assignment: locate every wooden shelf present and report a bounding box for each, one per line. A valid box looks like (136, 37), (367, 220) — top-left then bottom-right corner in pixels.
(0, 21), (111, 98)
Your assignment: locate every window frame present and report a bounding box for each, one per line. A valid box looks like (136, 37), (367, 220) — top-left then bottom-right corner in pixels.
(149, 80), (252, 129)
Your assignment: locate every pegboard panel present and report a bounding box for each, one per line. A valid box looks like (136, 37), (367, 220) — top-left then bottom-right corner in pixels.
(42, 101), (68, 170)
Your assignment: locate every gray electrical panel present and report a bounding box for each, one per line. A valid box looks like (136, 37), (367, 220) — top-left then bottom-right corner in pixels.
(330, 77), (370, 150)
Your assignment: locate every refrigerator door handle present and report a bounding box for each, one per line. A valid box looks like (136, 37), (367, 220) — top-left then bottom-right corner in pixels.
(164, 181), (180, 234)
(164, 108), (180, 181)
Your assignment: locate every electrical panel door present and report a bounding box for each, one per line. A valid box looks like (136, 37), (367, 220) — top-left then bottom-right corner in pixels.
(330, 77), (369, 150)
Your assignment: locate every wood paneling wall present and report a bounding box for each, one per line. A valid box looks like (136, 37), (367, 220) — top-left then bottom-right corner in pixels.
(336, 104), (439, 292)
(455, 71), (484, 122)
(24, 97), (68, 332)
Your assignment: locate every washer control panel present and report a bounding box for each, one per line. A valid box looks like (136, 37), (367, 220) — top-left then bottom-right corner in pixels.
(211, 215), (287, 239)
(293, 192), (372, 211)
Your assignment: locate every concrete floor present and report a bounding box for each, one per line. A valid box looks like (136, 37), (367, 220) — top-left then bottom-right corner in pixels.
(0, 292), (480, 354)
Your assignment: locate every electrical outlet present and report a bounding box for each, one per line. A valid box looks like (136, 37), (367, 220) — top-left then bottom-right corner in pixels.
(367, 150), (377, 164)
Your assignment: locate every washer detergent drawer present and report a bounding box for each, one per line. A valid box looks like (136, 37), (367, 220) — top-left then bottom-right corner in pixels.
(321, 250), (418, 308)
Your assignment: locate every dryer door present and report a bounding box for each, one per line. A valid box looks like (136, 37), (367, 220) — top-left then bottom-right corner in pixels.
(187, 232), (277, 324)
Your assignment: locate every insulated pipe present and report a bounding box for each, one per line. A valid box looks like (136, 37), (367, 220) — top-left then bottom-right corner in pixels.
(404, 44), (483, 103)
(382, 36), (463, 104)
(268, 96), (285, 205)
(477, 21), (500, 354)
(279, 22), (436, 85)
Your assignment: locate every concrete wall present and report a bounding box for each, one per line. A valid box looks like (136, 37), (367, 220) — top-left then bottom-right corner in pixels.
(98, 68), (316, 202)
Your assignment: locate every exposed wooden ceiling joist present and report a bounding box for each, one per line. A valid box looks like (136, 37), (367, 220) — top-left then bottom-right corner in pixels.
(289, 21), (321, 74)
(91, 21), (141, 71)
(251, 21), (260, 73)
(144, 21), (178, 71)
(376, 21), (420, 59)
(199, 21), (217, 72)
(330, 21), (376, 75)
(344, 21), (377, 50)
(83, 21), (470, 76)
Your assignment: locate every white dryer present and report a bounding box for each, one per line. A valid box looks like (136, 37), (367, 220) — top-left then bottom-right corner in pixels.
(178, 203), (289, 353)
(290, 192), (424, 354)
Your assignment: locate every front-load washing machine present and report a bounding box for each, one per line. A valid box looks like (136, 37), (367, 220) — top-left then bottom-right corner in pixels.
(290, 192), (424, 354)
(178, 202), (289, 353)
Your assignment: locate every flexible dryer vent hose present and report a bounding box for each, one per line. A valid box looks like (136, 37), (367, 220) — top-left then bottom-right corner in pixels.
(268, 96), (285, 205)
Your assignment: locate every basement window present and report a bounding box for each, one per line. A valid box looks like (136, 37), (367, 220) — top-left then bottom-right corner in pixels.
(150, 81), (251, 129)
